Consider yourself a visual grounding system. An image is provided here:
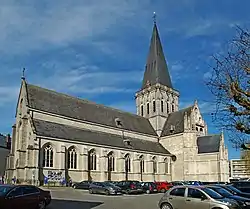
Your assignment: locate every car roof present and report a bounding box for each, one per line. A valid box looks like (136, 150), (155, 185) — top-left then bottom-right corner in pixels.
(0, 184), (15, 188)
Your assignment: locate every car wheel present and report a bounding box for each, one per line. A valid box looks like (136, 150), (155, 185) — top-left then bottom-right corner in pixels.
(105, 190), (110, 195)
(38, 200), (46, 209)
(161, 189), (166, 193)
(89, 189), (93, 194)
(146, 190), (150, 194)
(73, 185), (76, 189)
(161, 203), (173, 209)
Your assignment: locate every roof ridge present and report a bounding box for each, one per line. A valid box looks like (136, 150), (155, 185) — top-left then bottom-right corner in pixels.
(168, 105), (194, 115)
(26, 83), (149, 121)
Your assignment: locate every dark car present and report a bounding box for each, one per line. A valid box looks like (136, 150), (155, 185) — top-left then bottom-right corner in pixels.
(89, 182), (122, 195)
(117, 181), (143, 194)
(73, 180), (92, 190)
(140, 182), (158, 194)
(230, 182), (250, 193)
(0, 184), (51, 209)
(207, 185), (250, 208)
(218, 184), (250, 199)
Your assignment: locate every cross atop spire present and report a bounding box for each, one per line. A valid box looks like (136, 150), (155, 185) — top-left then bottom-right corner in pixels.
(153, 12), (157, 24)
(141, 18), (173, 89)
(21, 68), (26, 80)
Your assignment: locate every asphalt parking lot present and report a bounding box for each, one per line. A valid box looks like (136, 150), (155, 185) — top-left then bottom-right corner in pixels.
(45, 187), (163, 209)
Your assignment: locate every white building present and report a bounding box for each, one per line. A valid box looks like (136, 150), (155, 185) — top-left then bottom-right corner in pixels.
(229, 159), (250, 179)
(5, 21), (229, 185)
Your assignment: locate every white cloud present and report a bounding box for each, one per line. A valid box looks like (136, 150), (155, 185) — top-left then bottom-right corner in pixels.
(29, 65), (142, 95)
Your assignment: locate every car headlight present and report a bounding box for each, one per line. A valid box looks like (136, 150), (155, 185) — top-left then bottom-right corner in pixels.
(108, 187), (115, 191)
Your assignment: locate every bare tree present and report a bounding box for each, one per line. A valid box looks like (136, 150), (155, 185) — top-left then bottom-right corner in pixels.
(206, 27), (250, 147)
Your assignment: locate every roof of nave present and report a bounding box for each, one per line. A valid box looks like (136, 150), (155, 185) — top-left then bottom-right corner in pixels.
(33, 119), (170, 155)
(25, 83), (157, 136)
(161, 106), (193, 137)
(197, 135), (221, 154)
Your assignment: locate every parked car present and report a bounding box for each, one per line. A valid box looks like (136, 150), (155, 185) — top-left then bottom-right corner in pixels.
(158, 185), (240, 209)
(117, 181), (143, 194)
(72, 180), (92, 190)
(155, 182), (173, 193)
(0, 184), (51, 209)
(230, 182), (250, 193)
(217, 184), (250, 199)
(170, 181), (185, 186)
(140, 182), (158, 194)
(206, 185), (250, 208)
(89, 182), (122, 195)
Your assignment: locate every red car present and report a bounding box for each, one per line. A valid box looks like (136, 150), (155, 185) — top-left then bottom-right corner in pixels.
(155, 181), (173, 193)
(0, 184), (51, 209)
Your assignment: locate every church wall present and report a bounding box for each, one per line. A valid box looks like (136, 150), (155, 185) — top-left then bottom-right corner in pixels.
(32, 111), (158, 142)
(36, 137), (172, 184)
(160, 133), (184, 181)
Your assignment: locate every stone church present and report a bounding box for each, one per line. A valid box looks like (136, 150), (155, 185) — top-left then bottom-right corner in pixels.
(5, 22), (229, 185)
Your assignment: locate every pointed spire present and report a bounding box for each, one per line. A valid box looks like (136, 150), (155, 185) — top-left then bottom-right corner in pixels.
(141, 17), (173, 89)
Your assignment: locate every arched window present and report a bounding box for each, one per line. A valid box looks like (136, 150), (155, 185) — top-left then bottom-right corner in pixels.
(68, 147), (77, 169)
(152, 156), (157, 174)
(147, 103), (150, 114)
(153, 101), (156, 112)
(125, 154), (131, 172)
(141, 105), (144, 116)
(139, 155), (144, 173)
(43, 144), (53, 168)
(107, 152), (115, 171)
(161, 100), (164, 112)
(88, 149), (96, 171)
(164, 158), (169, 174)
(167, 103), (170, 113)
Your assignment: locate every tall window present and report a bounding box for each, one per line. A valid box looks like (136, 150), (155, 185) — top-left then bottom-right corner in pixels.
(172, 104), (175, 112)
(161, 100), (164, 112)
(141, 105), (144, 116)
(19, 99), (23, 115)
(164, 158), (169, 174)
(43, 144), (53, 168)
(88, 149), (97, 170)
(68, 147), (77, 169)
(125, 154), (131, 172)
(139, 155), (144, 173)
(167, 103), (170, 113)
(147, 103), (150, 114)
(107, 152), (115, 171)
(153, 101), (156, 112)
(152, 156), (157, 173)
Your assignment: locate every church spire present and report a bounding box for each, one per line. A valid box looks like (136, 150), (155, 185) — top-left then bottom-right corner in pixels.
(141, 17), (173, 89)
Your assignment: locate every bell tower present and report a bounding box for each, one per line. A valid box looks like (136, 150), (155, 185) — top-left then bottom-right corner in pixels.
(135, 17), (180, 136)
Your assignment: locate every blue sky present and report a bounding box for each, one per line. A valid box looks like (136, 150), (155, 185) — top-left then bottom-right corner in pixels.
(0, 0), (249, 159)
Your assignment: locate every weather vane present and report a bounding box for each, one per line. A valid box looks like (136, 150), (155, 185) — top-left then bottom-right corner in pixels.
(153, 12), (157, 24)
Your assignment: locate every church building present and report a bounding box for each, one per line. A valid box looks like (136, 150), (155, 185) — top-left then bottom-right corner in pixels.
(5, 21), (229, 185)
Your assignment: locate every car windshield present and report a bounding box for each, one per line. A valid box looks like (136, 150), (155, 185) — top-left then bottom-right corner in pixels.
(0, 186), (13, 196)
(227, 185), (242, 193)
(211, 187), (233, 197)
(201, 188), (223, 199)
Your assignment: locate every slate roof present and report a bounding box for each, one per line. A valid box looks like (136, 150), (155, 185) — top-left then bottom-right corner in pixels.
(142, 23), (173, 89)
(161, 106), (193, 136)
(197, 135), (221, 154)
(26, 83), (157, 136)
(33, 119), (170, 155)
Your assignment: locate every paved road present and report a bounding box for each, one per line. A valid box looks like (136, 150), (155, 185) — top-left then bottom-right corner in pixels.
(45, 187), (163, 209)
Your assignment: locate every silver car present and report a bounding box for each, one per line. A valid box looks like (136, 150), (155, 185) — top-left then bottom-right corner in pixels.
(158, 185), (240, 209)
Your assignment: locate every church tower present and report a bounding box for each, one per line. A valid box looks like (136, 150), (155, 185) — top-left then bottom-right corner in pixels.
(135, 19), (180, 136)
